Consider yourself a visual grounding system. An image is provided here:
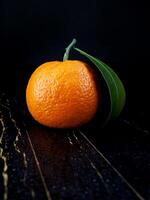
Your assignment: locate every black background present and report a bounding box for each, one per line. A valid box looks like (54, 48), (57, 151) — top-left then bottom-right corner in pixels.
(0, 0), (149, 121)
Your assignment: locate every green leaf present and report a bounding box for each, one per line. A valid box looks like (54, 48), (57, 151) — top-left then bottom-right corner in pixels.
(74, 47), (126, 122)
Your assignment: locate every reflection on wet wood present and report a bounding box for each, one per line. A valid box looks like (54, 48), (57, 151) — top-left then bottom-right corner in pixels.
(0, 94), (146, 200)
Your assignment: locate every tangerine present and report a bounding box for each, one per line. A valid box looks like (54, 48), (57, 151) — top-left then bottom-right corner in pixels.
(26, 60), (100, 128)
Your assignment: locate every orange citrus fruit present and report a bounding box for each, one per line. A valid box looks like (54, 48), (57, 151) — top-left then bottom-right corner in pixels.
(26, 60), (100, 128)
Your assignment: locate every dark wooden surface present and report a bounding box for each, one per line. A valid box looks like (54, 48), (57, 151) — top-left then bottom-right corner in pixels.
(0, 93), (149, 200)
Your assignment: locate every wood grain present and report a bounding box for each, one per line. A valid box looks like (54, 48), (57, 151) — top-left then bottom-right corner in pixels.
(0, 93), (147, 200)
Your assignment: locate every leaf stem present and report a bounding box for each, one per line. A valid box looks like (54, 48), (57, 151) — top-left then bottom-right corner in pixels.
(63, 38), (77, 61)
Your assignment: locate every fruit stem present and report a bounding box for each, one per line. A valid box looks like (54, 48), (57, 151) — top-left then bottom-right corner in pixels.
(63, 38), (77, 61)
